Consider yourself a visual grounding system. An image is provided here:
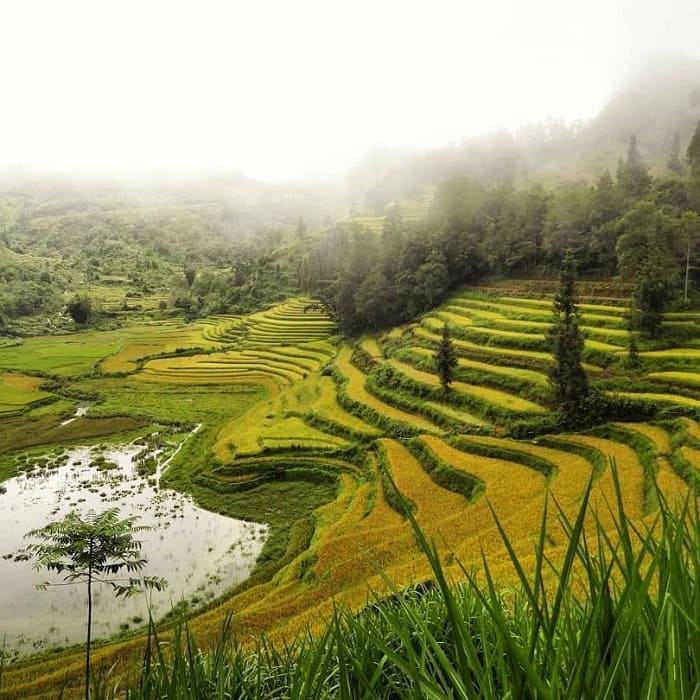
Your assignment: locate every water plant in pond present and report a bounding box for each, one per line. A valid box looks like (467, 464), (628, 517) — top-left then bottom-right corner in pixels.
(25, 508), (168, 700)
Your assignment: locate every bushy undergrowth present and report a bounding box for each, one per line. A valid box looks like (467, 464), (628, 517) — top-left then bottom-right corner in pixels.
(80, 461), (700, 700)
(509, 389), (658, 439)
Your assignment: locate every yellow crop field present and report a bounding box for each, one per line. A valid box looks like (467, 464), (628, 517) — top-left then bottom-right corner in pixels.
(0, 372), (52, 414)
(648, 371), (700, 387)
(416, 324), (553, 362)
(309, 377), (382, 436)
(640, 348), (700, 360)
(560, 435), (645, 521)
(335, 346), (439, 431)
(680, 446), (700, 470)
(359, 336), (383, 359)
(101, 343), (166, 373)
(436, 310), (475, 326)
(613, 392), (700, 408)
(417, 435), (549, 565)
(683, 418), (700, 440)
(387, 357), (546, 413)
(585, 338), (624, 352)
(455, 434), (595, 506)
(411, 346), (548, 385)
(380, 439), (468, 528)
(424, 400), (489, 426)
(256, 417), (348, 451)
(619, 423), (689, 503)
(214, 374), (353, 458)
(490, 317), (551, 331)
(4, 284), (700, 697)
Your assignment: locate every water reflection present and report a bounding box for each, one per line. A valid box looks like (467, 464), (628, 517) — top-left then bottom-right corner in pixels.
(0, 436), (267, 656)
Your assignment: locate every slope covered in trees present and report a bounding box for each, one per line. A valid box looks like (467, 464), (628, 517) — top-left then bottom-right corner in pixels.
(301, 121), (700, 336)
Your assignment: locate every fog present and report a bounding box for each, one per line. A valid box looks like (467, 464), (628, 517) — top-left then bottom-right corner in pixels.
(1, 0), (698, 181)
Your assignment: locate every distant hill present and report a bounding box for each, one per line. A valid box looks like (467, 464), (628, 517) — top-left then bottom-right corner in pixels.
(349, 54), (700, 214)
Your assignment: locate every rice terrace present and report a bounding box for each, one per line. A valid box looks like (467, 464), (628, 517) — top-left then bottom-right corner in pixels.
(1, 276), (699, 696)
(2, 23), (700, 696)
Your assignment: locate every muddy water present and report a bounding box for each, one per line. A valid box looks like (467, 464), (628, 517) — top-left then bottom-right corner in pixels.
(0, 437), (267, 656)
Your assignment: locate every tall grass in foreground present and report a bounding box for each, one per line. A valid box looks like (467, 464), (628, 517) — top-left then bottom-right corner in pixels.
(94, 460), (698, 699)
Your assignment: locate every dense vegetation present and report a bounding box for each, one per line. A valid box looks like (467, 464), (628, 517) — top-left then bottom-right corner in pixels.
(1, 281), (698, 696)
(301, 126), (700, 336)
(0, 173), (336, 333)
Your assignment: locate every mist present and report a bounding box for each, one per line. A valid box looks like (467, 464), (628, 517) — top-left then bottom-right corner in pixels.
(1, 0), (699, 181)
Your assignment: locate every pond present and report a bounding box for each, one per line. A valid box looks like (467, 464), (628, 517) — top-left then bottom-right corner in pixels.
(0, 431), (268, 657)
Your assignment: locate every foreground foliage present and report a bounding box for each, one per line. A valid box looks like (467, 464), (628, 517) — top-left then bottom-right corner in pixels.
(79, 463), (700, 700)
(25, 509), (167, 700)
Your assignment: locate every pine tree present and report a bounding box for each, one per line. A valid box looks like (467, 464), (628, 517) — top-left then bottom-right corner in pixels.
(435, 324), (458, 391)
(548, 252), (588, 418)
(687, 120), (700, 179)
(667, 131), (684, 174)
(625, 331), (641, 370)
(619, 134), (651, 199)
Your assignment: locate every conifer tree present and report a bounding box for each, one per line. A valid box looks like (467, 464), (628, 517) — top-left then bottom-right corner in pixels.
(625, 331), (641, 370)
(435, 324), (457, 391)
(687, 120), (700, 179)
(619, 135), (651, 199)
(667, 131), (684, 174)
(548, 252), (588, 418)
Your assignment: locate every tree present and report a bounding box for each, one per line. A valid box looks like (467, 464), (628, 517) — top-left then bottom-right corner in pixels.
(687, 120), (700, 179)
(667, 131), (684, 174)
(618, 135), (652, 200)
(616, 201), (679, 336)
(588, 170), (622, 272)
(678, 211), (700, 305)
(66, 294), (92, 324)
(26, 509), (167, 699)
(625, 331), (642, 371)
(548, 252), (588, 418)
(435, 324), (458, 391)
(184, 265), (196, 288)
(414, 249), (449, 311)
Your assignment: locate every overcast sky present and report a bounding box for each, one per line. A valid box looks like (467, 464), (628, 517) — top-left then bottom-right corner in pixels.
(0, 0), (698, 180)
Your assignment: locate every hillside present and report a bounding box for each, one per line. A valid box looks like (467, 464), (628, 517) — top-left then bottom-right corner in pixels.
(0, 280), (698, 696)
(349, 55), (700, 213)
(1, 55), (700, 698)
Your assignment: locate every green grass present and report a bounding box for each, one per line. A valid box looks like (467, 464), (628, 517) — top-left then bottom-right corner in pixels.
(612, 391), (700, 409)
(74, 376), (267, 426)
(0, 336), (120, 376)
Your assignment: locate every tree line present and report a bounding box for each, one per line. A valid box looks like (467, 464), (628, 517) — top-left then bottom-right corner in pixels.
(301, 126), (700, 336)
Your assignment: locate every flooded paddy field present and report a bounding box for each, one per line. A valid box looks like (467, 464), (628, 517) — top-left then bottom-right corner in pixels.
(0, 433), (267, 657)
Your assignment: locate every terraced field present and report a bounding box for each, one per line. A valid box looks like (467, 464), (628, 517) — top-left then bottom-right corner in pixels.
(2, 285), (700, 697)
(0, 373), (54, 416)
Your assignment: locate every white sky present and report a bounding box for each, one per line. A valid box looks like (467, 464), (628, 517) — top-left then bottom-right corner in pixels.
(0, 0), (698, 180)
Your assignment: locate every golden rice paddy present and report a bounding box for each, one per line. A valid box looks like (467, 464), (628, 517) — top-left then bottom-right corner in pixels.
(3, 286), (699, 698)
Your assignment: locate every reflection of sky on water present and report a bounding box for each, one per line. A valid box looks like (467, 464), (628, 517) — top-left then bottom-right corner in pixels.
(0, 440), (267, 656)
